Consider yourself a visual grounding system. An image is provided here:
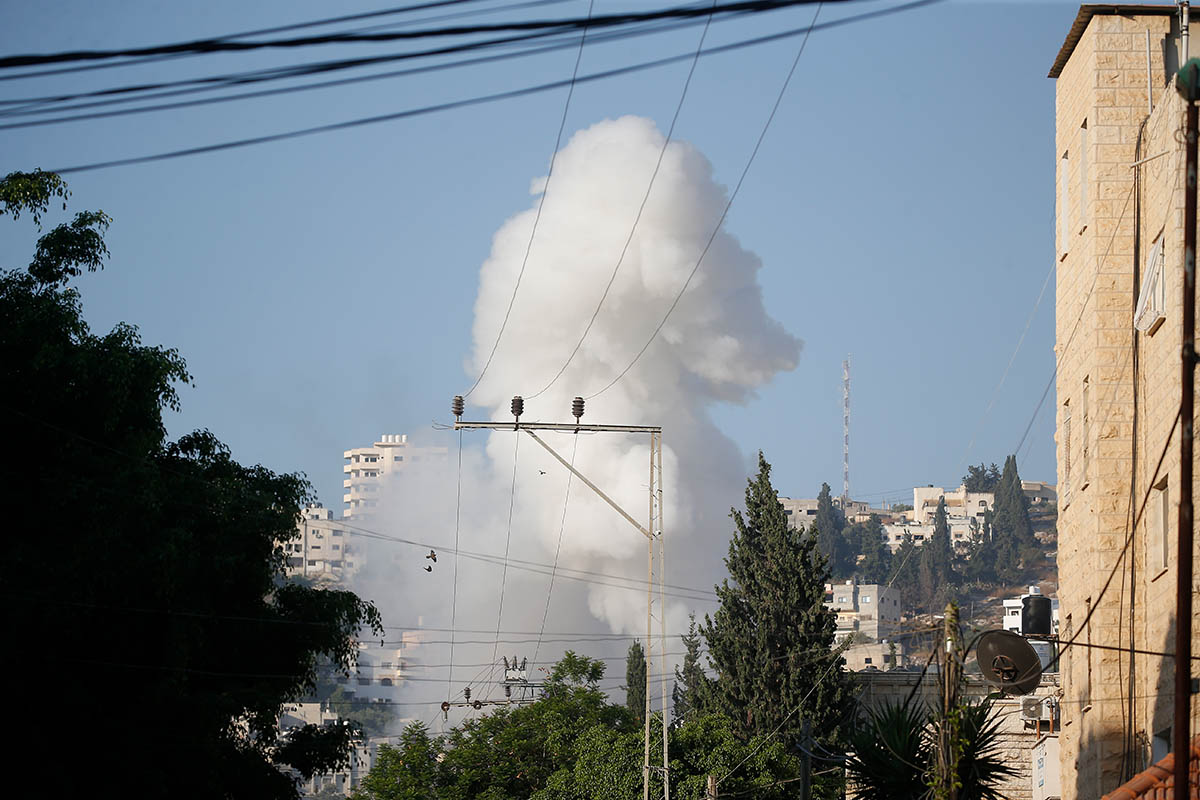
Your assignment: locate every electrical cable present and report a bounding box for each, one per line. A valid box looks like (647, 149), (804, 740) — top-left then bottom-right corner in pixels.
(1041, 407), (1180, 675)
(1013, 180), (1136, 457)
(0, 0), (512, 83)
(959, 255), (1055, 471)
(584, 0), (825, 400)
(525, 0), (717, 400)
(0, 1), (834, 69)
(44, 0), (944, 176)
(0, 18), (685, 127)
(462, 0), (595, 400)
(715, 636), (848, 786)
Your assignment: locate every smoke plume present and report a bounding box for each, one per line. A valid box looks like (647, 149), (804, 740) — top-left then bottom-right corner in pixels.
(354, 115), (799, 722)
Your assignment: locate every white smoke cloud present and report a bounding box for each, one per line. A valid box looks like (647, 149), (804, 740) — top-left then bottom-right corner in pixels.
(467, 115), (800, 633)
(353, 115), (800, 723)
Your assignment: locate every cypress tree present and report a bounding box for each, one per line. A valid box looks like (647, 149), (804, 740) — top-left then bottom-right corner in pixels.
(815, 482), (852, 577)
(672, 613), (710, 720)
(702, 453), (855, 800)
(625, 640), (647, 725)
(992, 455), (1035, 547)
(853, 514), (892, 585)
(918, 497), (955, 612)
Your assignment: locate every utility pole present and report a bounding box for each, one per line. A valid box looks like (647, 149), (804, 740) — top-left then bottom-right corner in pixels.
(705, 774), (718, 800)
(451, 395), (669, 800)
(1174, 52), (1198, 800)
(935, 602), (962, 800)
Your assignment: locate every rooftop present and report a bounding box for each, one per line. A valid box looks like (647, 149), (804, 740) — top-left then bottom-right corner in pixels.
(1049, 4), (1177, 78)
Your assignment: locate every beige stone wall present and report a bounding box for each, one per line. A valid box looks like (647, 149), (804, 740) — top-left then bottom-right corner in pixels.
(1052, 10), (1200, 800)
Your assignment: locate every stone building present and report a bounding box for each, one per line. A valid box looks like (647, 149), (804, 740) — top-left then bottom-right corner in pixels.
(1049, 5), (1200, 798)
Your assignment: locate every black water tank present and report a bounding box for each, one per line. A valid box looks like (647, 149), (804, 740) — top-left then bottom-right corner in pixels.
(1021, 595), (1052, 636)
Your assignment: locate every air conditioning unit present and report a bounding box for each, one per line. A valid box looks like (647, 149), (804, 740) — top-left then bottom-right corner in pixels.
(1022, 697), (1050, 721)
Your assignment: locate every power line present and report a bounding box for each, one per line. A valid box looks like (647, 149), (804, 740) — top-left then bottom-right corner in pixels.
(45, 0), (943, 175)
(0, 0), (515, 83)
(0, 18), (685, 127)
(334, 518), (719, 598)
(583, 0), (825, 399)
(0, 0), (835, 69)
(525, 0), (717, 400)
(959, 254), (1055, 471)
(462, 0), (595, 400)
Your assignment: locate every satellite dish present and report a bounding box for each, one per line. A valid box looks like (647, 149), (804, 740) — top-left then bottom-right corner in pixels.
(974, 630), (1044, 695)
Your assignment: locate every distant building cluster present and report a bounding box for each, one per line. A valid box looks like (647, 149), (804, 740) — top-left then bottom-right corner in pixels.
(781, 480), (1056, 555)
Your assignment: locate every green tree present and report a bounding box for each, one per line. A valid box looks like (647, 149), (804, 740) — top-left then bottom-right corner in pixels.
(988, 455), (1040, 580)
(918, 497), (957, 611)
(702, 453), (855, 800)
(889, 531), (921, 604)
(962, 463), (1002, 492)
(350, 722), (440, 800)
(625, 640), (647, 725)
(815, 481), (854, 577)
(850, 514), (892, 585)
(1, 170), (383, 800)
(436, 652), (633, 799)
(672, 613), (710, 721)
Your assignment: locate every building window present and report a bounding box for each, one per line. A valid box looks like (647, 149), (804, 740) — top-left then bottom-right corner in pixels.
(394, 456), (404, 462)
(1153, 475), (1170, 572)
(1135, 236), (1167, 334)
(864, 658), (873, 665)
(861, 596), (872, 603)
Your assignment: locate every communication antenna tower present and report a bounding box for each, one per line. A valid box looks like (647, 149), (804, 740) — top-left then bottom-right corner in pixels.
(842, 356), (850, 503)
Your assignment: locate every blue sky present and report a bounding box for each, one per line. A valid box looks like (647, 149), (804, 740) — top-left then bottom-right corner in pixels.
(1, 0), (1080, 509)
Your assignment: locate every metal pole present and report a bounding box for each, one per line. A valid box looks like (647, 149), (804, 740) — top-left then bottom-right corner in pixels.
(1175, 64), (1197, 800)
(644, 431), (654, 800)
(657, 433), (670, 800)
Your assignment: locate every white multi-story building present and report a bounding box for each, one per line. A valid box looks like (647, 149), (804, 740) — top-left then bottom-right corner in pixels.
(343, 433), (447, 519)
(883, 518), (976, 553)
(825, 578), (907, 670)
(910, 484), (994, 524)
(284, 504), (357, 582)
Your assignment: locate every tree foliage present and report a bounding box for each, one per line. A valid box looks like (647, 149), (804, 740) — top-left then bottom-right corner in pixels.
(1, 171), (383, 799)
(918, 497), (957, 611)
(845, 697), (1016, 800)
(962, 463), (1001, 493)
(672, 613), (710, 721)
(814, 481), (854, 577)
(847, 514), (892, 585)
(702, 453), (855, 799)
(625, 640), (647, 726)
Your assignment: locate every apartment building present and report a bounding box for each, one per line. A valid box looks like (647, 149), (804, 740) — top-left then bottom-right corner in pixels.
(1050, 5), (1200, 797)
(283, 503), (357, 582)
(343, 433), (447, 518)
(910, 484), (994, 524)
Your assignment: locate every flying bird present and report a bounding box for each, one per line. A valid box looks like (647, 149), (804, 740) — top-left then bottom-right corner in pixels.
(426, 550), (437, 562)
(423, 565), (432, 572)
(538, 470), (546, 475)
